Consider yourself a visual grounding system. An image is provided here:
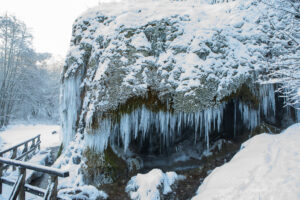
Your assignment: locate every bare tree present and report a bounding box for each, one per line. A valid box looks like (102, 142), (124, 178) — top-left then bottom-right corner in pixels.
(0, 14), (32, 127)
(0, 15), (60, 128)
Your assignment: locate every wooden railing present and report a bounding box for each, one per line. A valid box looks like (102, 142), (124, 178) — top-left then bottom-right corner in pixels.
(0, 135), (69, 200)
(0, 134), (41, 164)
(0, 157), (69, 200)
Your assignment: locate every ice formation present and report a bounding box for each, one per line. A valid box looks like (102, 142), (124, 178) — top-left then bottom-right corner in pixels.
(60, 0), (299, 157)
(85, 103), (227, 153)
(84, 83), (275, 154)
(60, 76), (82, 146)
(260, 84), (276, 118)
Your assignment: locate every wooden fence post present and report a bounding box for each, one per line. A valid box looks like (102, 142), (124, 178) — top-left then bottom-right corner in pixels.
(11, 148), (17, 171)
(22, 142), (29, 161)
(18, 167), (26, 200)
(37, 135), (41, 151)
(0, 162), (2, 195)
(31, 138), (36, 149)
(50, 175), (58, 200)
(44, 175), (58, 200)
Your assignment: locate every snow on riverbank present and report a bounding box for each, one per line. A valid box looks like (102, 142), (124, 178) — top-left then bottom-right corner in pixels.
(192, 123), (300, 200)
(0, 124), (61, 151)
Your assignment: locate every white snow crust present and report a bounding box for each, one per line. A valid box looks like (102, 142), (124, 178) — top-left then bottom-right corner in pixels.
(0, 124), (60, 150)
(126, 168), (184, 200)
(192, 123), (300, 200)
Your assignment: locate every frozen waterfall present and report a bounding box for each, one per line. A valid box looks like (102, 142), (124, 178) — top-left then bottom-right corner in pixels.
(80, 84), (280, 154)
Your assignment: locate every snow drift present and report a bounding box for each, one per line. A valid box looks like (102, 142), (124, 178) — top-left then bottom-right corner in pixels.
(192, 123), (300, 200)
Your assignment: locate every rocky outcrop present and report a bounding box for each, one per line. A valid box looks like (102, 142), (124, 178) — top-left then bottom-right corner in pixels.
(60, 0), (300, 187)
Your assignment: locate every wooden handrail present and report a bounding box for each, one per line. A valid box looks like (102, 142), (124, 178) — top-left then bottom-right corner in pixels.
(0, 157), (69, 177)
(9, 168), (25, 200)
(0, 134), (40, 155)
(0, 134), (68, 199)
(1, 177), (46, 197)
(15, 141), (40, 160)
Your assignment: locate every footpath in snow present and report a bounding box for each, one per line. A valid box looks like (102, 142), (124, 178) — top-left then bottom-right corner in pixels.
(192, 123), (300, 200)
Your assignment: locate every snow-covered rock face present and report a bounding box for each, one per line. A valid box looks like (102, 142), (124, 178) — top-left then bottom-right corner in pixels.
(61, 0), (298, 171)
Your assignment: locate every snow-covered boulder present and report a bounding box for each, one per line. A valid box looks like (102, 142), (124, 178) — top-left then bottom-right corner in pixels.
(126, 169), (185, 200)
(61, 0), (268, 148)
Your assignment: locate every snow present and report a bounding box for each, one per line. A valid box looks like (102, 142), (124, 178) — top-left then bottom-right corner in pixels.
(192, 123), (300, 200)
(58, 185), (108, 200)
(61, 0), (299, 152)
(0, 124), (61, 200)
(126, 169), (185, 200)
(0, 124), (60, 151)
(53, 134), (109, 200)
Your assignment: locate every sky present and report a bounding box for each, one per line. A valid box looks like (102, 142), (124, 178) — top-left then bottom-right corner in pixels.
(0, 0), (106, 57)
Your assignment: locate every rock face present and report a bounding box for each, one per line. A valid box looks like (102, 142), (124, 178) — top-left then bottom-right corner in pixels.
(60, 0), (299, 186)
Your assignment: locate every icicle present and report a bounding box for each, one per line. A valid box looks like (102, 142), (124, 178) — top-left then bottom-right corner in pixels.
(84, 118), (111, 152)
(84, 101), (229, 153)
(140, 105), (150, 140)
(234, 101), (237, 137)
(204, 108), (212, 150)
(238, 101), (259, 131)
(177, 112), (182, 134)
(296, 108), (300, 123)
(260, 84), (276, 118)
(120, 113), (131, 152)
(133, 109), (139, 139)
(194, 112), (200, 144)
(61, 76), (82, 147)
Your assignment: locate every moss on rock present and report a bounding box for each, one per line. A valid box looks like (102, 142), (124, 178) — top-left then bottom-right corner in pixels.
(82, 146), (127, 187)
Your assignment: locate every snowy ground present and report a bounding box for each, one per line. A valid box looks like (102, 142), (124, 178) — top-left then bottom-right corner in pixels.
(0, 124), (61, 200)
(192, 123), (300, 200)
(2, 123), (300, 199)
(0, 124), (61, 151)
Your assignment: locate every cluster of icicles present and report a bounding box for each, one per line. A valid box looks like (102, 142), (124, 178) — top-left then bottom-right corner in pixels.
(84, 84), (280, 153)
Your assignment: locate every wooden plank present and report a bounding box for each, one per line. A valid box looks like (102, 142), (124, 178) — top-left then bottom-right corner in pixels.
(25, 184), (46, 197)
(1, 177), (46, 197)
(8, 173), (23, 200)
(18, 168), (26, 200)
(1, 141), (41, 172)
(16, 141), (41, 160)
(0, 157), (69, 177)
(1, 176), (14, 186)
(49, 175), (58, 200)
(0, 134), (40, 155)
(43, 183), (51, 200)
